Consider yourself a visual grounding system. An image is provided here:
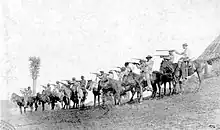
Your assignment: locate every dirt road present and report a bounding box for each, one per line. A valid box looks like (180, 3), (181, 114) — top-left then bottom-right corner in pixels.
(1, 76), (220, 130)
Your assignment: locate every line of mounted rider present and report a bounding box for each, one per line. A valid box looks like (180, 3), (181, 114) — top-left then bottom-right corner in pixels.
(19, 43), (193, 110)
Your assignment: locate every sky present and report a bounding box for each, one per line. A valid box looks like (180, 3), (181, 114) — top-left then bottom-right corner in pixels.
(0, 0), (220, 100)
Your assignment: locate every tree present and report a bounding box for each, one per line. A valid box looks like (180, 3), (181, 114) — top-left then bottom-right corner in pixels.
(29, 56), (41, 95)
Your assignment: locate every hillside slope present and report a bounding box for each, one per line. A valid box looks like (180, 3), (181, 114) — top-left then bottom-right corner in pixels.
(2, 76), (220, 130)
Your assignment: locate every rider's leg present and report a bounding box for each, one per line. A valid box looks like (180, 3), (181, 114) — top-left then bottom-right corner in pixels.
(181, 61), (187, 80)
(145, 73), (153, 91)
(24, 96), (28, 108)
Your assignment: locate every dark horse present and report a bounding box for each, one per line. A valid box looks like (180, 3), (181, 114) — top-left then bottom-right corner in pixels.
(10, 93), (37, 114)
(86, 79), (102, 107)
(35, 90), (61, 111)
(160, 59), (209, 94)
(159, 60), (180, 96)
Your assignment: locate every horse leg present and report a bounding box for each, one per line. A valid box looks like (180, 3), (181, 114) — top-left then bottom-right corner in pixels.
(94, 95), (96, 107)
(164, 82), (166, 96)
(130, 88), (136, 102)
(172, 80), (177, 95)
(24, 107), (26, 114)
(102, 93), (106, 106)
(78, 99), (81, 109)
(42, 102), (45, 111)
(197, 70), (202, 85)
(35, 102), (38, 111)
(51, 102), (55, 110)
(98, 94), (100, 106)
(169, 82), (172, 95)
(30, 104), (33, 112)
(179, 81), (183, 94)
(151, 83), (157, 98)
(19, 106), (22, 114)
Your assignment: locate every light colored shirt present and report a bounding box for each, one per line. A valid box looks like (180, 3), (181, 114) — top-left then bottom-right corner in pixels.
(80, 79), (87, 89)
(169, 54), (174, 63)
(98, 73), (108, 80)
(145, 59), (154, 73)
(124, 66), (132, 76)
(137, 60), (154, 73)
(182, 48), (191, 59)
(108, 73), (114, 79)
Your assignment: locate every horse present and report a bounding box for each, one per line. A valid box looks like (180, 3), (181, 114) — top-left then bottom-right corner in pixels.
(52, 84), (70, 110)
(10, 93), (37, 114)
(58, 84), (72, 109)
(121, 72), (145, 103)
(38, 89), (61, 110)
(71, 82), (85, 109)
(159, 60), (177, 96)
(35, 92), (50, 111)
(98, 78), (122, 105)
(86, 79), (102, 107)
(160, 58), (209, 94)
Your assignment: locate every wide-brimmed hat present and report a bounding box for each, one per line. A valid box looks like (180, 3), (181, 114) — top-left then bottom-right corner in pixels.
(100, 71), (104, 73)
(182, 43), (188, 46)
(146, 55), (152, 59)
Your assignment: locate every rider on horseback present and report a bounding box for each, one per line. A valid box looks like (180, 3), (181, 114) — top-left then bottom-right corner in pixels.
(118, 67), (126, 82)
(20, 86), (32, 108)
(98, 71), (108, 81)
(122, 62), (132, 81)
(135, 55), (154, 91)
(80, 76), (88, 97)
(108, 71), (114, 79)
(168, 50), (175, 63)
(174, 43), (192, 81)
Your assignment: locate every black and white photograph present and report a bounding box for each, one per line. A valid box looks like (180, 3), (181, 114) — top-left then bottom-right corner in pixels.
(0, 0), (220, 129)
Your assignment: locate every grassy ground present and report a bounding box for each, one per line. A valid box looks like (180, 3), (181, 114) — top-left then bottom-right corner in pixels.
(1, 75), (220, 130)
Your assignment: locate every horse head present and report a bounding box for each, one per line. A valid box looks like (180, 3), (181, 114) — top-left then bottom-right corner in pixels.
(11, 93), (22, 103)
(86, 80), (98, 91)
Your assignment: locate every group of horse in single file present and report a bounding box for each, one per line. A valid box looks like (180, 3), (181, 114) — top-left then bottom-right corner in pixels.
(10, 57), (209, 114)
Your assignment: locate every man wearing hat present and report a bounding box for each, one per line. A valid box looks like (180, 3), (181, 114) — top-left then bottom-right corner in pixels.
(21, 86), (33, 108)
(174, 43), (192, 80)
(136, 55), (154, 91)
(168, 50), (175, 63)
(108, 71), (114, 79)
(124, 62), (132, 76)
(79, 76), (87, 90)
(98, 71), (108, 81)
(79, 75), (88, 97)
(161, 56), (174, 73)
(117, 67), (126, 82)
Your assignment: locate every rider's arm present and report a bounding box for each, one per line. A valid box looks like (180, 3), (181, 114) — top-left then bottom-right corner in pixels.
(175, 50), (185, 55)
(136, 64), (141, 69)
(59, 82), (68, 87)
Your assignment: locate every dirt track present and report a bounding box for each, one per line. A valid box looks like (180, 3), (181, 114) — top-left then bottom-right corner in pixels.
(1, 76), (220, 130)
